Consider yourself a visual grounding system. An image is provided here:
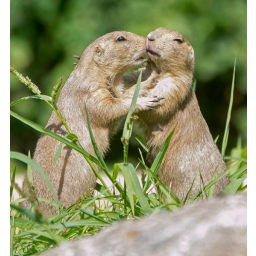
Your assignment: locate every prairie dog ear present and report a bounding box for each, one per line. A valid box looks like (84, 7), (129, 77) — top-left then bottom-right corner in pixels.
(94, 44), (104, 63)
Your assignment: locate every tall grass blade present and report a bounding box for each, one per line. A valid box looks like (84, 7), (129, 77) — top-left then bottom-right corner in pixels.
(27, 151), (33, 184)
(10, 95), (52, 107)
(140, 160), (181, 205)
(84, 105), (109, 174)
(10, 167), (16, 202)
(10, 204), (45, 224)
(214, 135), (219, 144)
(208, 167), (218, 199)
(54, 143), (63, 164)
(132, 132), (149, 152)
(10, 110), (102, 168)
(78, 209), (111, 224)
(122, 72), (142, 162)
(183, 179), (195, 204)
(192, 79), (197, 92)
(221, 55), (236, 158)
(223, 175), (247, 194)
(10, 151), (61, 207)
(10, 216), (15, 256)
(229, 164), (247, 181)
(116, 163), (135, 215)
(143, 128), (175, 192)
(192, 167), (232, 201)
(224, 156), (247, 163)
(127, 163), (152, 214)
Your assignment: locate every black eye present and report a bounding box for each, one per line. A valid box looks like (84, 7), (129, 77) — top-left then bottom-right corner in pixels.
(116, 36), (126, 42)
(174, 38), (183, 43)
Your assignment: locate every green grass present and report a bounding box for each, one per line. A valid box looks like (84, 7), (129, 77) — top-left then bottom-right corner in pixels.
(10, 59), (247, 255)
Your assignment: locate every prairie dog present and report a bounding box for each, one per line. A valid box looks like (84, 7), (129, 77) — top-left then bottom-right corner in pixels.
(124, 28), (229, 199)
(22, 31), (162, 215)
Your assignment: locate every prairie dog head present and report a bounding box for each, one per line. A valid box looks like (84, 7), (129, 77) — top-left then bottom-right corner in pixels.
(88, 31), (147, 74)
(146, 27), (194, 74)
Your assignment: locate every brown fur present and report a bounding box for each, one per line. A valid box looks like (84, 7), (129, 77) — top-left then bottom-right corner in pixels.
(22, 31), (162, 215)
(120, 28), (229, 200)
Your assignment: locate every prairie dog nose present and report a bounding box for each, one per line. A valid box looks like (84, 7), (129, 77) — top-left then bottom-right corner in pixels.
(147, 32), (155, 41)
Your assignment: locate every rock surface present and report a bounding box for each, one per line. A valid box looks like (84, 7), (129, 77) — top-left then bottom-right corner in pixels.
(43, 193), (247, 256)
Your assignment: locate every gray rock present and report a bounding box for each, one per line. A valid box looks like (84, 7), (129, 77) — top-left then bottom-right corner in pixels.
(43, 193), (247, 256)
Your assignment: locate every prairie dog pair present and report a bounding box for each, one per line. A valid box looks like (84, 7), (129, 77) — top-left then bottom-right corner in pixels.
(22, 31), (162, 215)
(116, 27), (229, 199)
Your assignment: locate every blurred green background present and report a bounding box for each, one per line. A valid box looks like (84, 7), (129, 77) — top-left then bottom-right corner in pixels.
(10, 0), (247, 173)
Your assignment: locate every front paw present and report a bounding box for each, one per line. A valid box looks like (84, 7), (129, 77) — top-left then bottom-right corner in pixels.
(135, 96), (163, 111)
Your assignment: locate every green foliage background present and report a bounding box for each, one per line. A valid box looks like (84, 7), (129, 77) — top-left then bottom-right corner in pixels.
(10, 0), (247, 170)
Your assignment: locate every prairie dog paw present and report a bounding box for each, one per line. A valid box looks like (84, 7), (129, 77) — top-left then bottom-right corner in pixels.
(135, 96), (163, 111)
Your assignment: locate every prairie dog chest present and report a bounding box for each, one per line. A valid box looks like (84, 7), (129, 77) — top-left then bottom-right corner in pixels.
(149, 77), (176, 98)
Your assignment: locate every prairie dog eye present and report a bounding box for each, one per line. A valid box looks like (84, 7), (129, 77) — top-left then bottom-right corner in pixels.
(173, 38), (183, 43)
(116, 36), (126, 42)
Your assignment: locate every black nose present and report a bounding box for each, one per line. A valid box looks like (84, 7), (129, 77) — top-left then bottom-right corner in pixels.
(147, 33), (155, 41)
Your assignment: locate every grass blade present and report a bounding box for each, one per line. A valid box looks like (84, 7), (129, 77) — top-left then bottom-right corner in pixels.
(10, 216), (15, 256)
(54, 142), (63, 164)
(192, 167), (232, 201)
(10, 95), (52, 107)
(143, 128), (175, 192)
(224, 156), (247, 163)
(10, 110), (102, 168)
(214, 135), (219, 144)
(78, 209), (111, 224)
(116, 163), (135, 215)
(10, 167), (16, 202)
(122, 72), (142, 162)
(27, 151), (33, 184)
(10, 204), (45, 224)
(140, 160), (181, 205)
(229, 164), (247, 181)
(127, 163), (152, 214)
(221, 55), (236, 158)
(10, 151), (61, 207)
(192, 79), (197, 92)
(208, 167), (218, 199)
(222, 175), (247, 194)
(132, 132), (149, 152)
(183, 179), (195, 204)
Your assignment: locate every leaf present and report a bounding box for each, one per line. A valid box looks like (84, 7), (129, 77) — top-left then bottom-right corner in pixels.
(132, 132), (149, 152)
(229, 164), (247, 181)
(208, 167), (217, 199)
(223, 175), (247, 194)
(144, 128), (175, 192)
(10, 216), (15, 256)
(221, 55), (236, 158)
(122, 72), (142, 142)
(78, 208), (111, 224)
(140, 160), (181, 205)
(183, 179), (195, 204)
(14, 219), (110, 237)
(10, 204), (45, 224)
(214, 135), (219, 144)
(66, 133), (78, 141)
(10, 95), (52, 107)
(192, 79), (197, 92)
(10, 167), (16, 202)
(112, 164), (120, 181)
(192, 167), (232, 201)
(115, 163), (134, 215)
(224, 156), (247, 163)
(54, 142), (63, 164)
(27, 151), (33, 184)
(117, 163), (152, 215)
(10, 110), (102, 168)
(10, 151), (61, 207)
